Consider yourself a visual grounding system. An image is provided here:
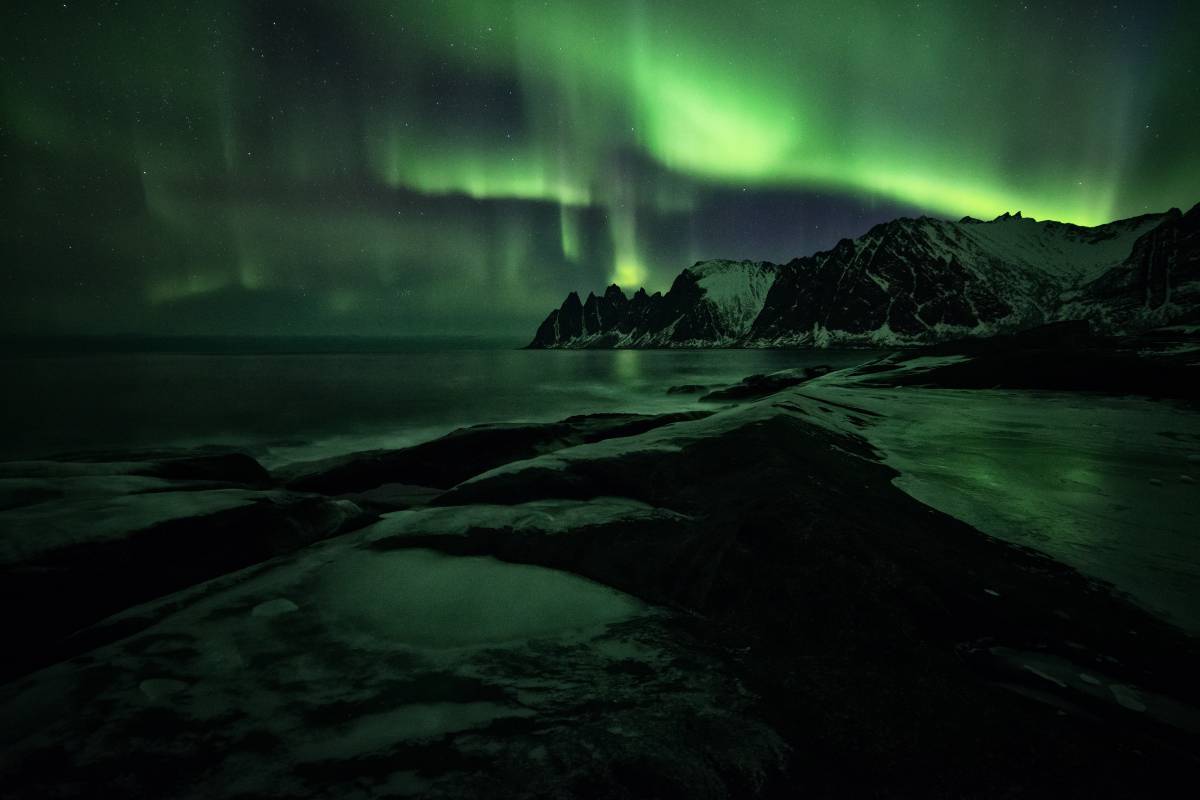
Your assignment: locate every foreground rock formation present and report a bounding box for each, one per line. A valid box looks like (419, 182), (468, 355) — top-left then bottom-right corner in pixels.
(2, 330), (1199, 798)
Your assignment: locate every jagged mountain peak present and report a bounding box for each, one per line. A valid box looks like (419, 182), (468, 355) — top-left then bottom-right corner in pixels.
(529, 202), (1197, 349)
(685, 257), (772, 274)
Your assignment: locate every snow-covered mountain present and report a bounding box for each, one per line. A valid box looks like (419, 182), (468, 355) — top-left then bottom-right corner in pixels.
(1061, 204), (1200, 334)
(528, 204), (1200, 348)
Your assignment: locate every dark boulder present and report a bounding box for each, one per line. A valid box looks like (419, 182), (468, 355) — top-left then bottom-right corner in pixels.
(285, 411), (712, 495)
(698, 366), (831, 402)
(133, 452), (271, 486)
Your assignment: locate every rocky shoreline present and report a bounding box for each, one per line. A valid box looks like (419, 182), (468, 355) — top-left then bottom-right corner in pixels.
(2, 328), (1199, 798)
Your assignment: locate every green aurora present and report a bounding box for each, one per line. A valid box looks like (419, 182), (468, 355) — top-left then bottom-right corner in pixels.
(3, 0), (1198, 334)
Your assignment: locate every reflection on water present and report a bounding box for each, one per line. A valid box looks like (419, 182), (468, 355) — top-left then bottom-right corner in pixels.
(0, 345), (880, 466)
(612, 348), (642, 385)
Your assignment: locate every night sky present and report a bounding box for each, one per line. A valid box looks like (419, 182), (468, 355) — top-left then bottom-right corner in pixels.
(3, 0), (1198, 336)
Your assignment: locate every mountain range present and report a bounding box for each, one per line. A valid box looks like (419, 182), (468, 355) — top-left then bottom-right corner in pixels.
(529, 202), (1200, 348)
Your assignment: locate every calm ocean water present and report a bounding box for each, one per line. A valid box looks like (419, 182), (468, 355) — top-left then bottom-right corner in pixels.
(1, 338), (880, 469)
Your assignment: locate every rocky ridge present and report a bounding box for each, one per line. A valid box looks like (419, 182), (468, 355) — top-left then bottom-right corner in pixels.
(529, 203), (1200, 348)
(3, 332), (1200, 798)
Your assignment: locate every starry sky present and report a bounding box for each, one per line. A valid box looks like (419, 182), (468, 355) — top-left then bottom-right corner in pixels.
(3, 0), (1198, 336)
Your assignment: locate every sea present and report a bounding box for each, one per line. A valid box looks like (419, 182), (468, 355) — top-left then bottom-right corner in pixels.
(0, 336), (879, 469)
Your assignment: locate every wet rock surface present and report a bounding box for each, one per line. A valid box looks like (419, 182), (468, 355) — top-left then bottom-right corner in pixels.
(0, 544), (785, 800)
(0, 454), (367, 682)
(2, 369), (1199, 797)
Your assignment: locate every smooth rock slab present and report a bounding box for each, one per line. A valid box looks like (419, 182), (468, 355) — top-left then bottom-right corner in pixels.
(0, 538), (784, 800)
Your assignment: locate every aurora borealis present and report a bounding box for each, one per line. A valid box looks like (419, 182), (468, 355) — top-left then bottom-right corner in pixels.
(3, 0), (1198, 335)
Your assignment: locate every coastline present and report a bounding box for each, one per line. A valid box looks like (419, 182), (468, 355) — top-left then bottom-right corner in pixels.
(2, 329), (1199, 797)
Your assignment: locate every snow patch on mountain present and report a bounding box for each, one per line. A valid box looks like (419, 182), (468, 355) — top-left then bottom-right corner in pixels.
(689, 260), (778, 337)
(955, 214), (1165, 283)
